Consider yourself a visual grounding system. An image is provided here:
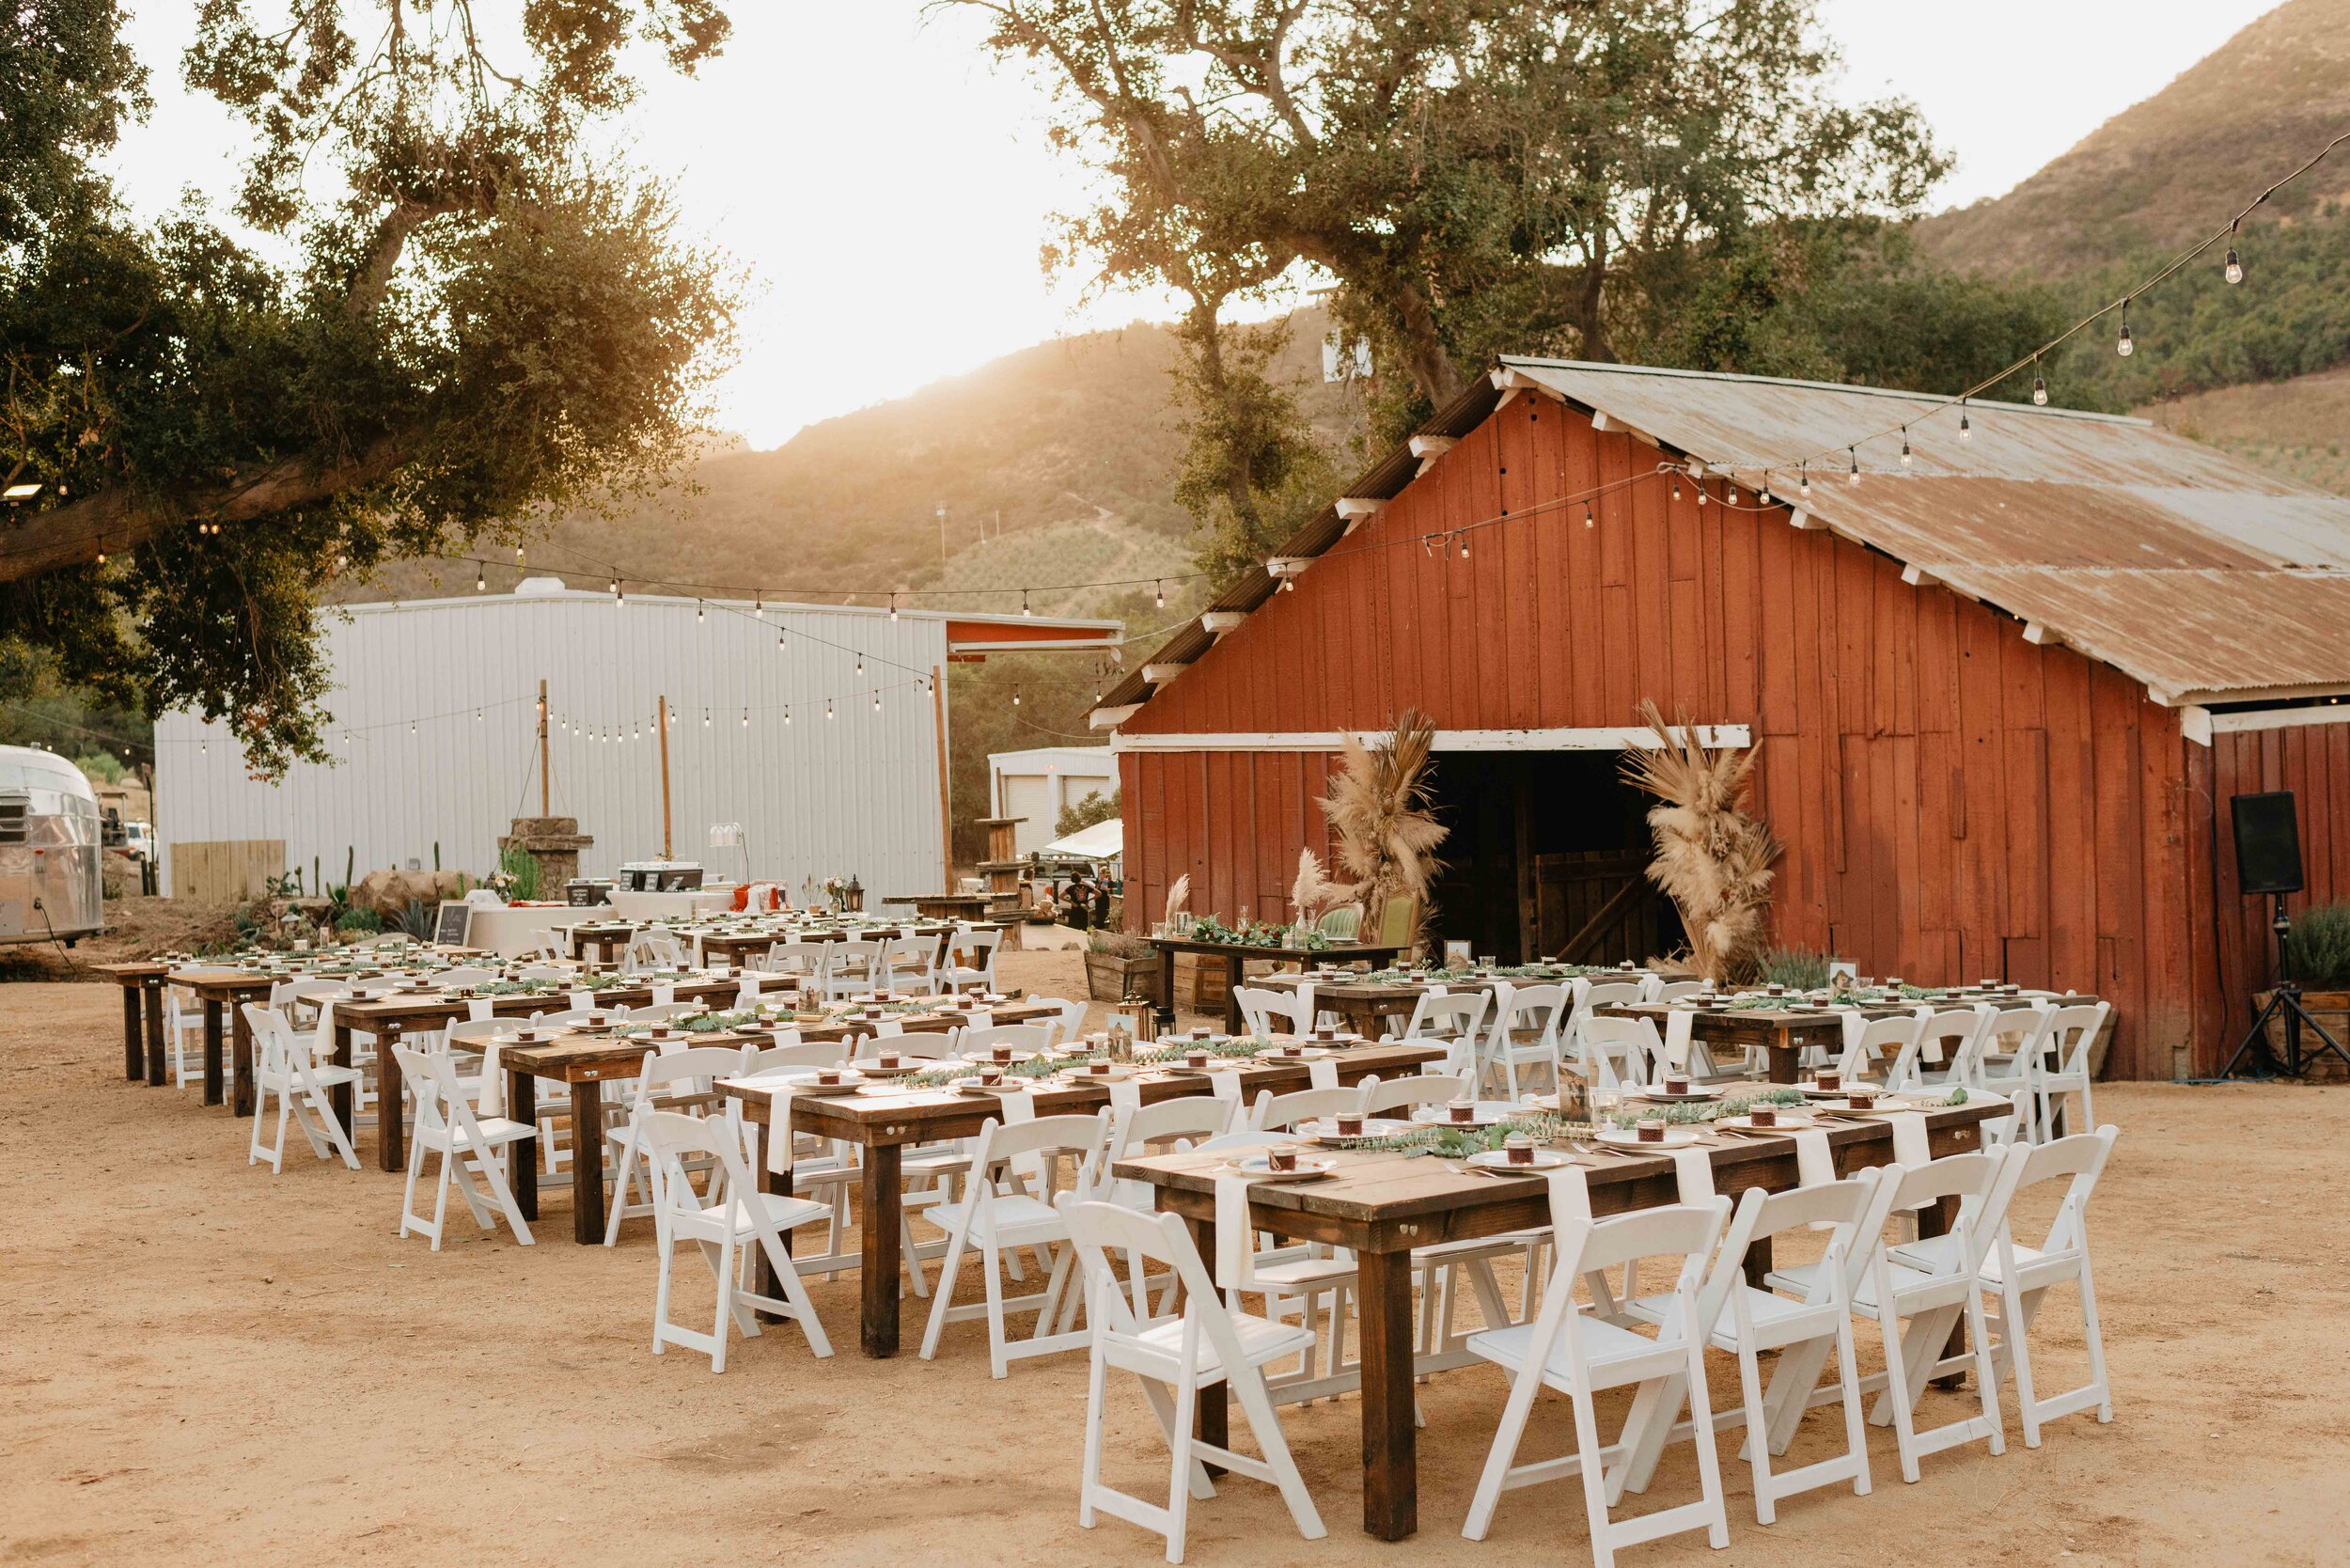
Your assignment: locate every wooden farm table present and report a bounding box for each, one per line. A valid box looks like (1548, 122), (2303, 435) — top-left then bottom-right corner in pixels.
(884, 893), (994, 921)
(728, 1040), (1447, 1358)
(168, 967), (286, 1112)
(1118, 1097), (2003, 1541)
(502, 997), (1064, 1244)
(560, 922), (637, 964)
(93, 961), (169, 1085)
(1146, 936), (1405, 1034)
(1603, 992), (2105, 1085)
(332, 972), (789, 1172)
(687, 923), (960, 968)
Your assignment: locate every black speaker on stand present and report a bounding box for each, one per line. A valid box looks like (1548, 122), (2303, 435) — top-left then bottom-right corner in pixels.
(2219, 791), (2350, 1077)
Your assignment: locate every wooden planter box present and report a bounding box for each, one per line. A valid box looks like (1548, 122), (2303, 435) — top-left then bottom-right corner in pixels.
(1084, 949), (1163, 1003)
(2257, 988), (2350, 1080)
(1173, 951), (1230, 1014)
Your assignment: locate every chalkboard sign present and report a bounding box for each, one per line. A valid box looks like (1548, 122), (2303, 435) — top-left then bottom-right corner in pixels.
(433, 901), (473, 948)
(566, 880), (608, 907)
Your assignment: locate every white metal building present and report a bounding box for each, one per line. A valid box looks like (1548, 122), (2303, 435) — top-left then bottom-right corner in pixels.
(987, 745), (1119, 856)
(154, 581), (1117, 899)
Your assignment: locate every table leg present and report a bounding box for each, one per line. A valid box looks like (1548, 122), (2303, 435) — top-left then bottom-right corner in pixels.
(1741, 1231), (1774, 1290)
(143, 980), (166, 1085)
(1184, 1215), (1230, 1474)
(859, 1144), (902, 1356)
(201, 997), (225, 1105)
(1356, 1247), (1418, 1541)
(1223, 955), (1245, 1036)
(1919, 1193), (1966, 1388)
(510, 1071), (538, 1223)
(328, 1024), (355, 1147)
(570, 1080), (607, 1244)
(1159, 944), (1177, 1020)
(376, 1024), (407, 1172)
(229, 1000), (257, 1116)
(1768, 1027), (1800, 1084)
(755, 1143), (791, 1325)
(120, 985), (143, 1081)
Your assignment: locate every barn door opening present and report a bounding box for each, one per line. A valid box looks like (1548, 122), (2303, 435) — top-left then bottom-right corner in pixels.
(1420, 750), (1683, 965)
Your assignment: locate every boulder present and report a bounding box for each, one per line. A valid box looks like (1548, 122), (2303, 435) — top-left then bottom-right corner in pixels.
(352, 868), (473, 917)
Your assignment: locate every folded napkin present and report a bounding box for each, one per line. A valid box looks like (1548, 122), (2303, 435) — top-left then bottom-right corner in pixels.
(1546, 1163), (1592, 1227)
(308, 996), (340, 1064)
(1214, 1170), (1259, 1292)
(478, 1036), (511, 1117)
(1669, 1145), (1716, 1203)
(1838, 1010), (1868, 1071)
(760, 1085), (796, 1175)
(1207, 1071), (1245, 1105)
(1791, 1126), (1837, 1188)
(1000, 1087), (1043, 1180)
(1107, 1077), (1143, 1114)
(1663, 1008), (1694, 1072)
(1306, 1057), (1340, 1091)
(1886, 1108), (1931, 1168)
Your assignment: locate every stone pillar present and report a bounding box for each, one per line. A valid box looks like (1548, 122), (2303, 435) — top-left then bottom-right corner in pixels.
(499, 817), (594, 896)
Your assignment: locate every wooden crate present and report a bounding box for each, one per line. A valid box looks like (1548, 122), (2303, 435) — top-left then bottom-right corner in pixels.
(1084, 949), (1163, 1002)
(1174, 951), (1230, 1014)
(171, 839), (285, 903)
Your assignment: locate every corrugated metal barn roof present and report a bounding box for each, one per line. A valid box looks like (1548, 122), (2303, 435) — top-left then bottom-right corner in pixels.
(1100, 357), (2350, 715)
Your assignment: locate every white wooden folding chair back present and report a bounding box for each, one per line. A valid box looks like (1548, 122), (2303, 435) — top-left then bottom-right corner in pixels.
(391, 1043), (536, 1249)
(881, 934), (939, 994)
(1888, 1006), (1989, 1094)
(1652, 980), (1706, 1003)
(621, 929), (685, 975)
(1246, 1084), (1371, 1133)
(622, 1000), (701, 1025)
(2031, 1002), (2108, 1141)
(1977, 1126), (2119, 1445)
(741, 1038), (843, 1074)
(1837, 1010), (1924, 1083)
(434, 966), (499, 989)
(1232, 985), (1310, 1038)
(823, 939), (885, 1001)
(1577, 1012), (1655, 1090)
(515, 962), (570, 981)
(1056, 1195), (1326, 1562)
(1972, 1005), (2052, 1141)
(1042, 996), (1090, 1047)
(944, 925), (1003, 990)
(1402, 989), (1489, 1073)
(761, 939), (829, 986)
(1359, 1071), (1471, 1118)
(526, 931), (563, 961)
(918, 1110), (1110, 1377)
(526, 1007), (612, 1030)
(1478, 982), (1567, 1100)
(1463, 1199), (1733, 1560)
(1567, 981), (1645, 1074)
(960, 1022), (1057, 1058)
(850, 1029), (960, 1063)
(243, 1003), (361, 1174)
(603, 1043), (753, 1245)
(638, 1109), (834, 1370)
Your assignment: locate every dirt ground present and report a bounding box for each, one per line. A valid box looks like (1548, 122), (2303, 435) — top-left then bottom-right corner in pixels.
(4, 950), (2347, 1568)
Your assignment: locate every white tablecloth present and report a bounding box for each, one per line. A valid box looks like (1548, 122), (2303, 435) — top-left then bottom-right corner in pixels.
(609, 888), (736, 921)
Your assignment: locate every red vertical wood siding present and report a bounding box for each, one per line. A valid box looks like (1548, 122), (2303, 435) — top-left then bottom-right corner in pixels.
(1117, 397), (2254, 1079)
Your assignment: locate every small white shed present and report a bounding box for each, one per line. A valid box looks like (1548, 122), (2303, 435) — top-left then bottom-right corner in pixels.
(987, 745), (1117, 856)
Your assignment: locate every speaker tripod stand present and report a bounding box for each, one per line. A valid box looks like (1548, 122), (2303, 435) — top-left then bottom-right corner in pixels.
(2220, 893), (2350, 1078)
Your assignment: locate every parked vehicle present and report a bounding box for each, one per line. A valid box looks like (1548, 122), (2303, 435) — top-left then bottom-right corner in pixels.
(122, 821), (154, 862)
(0, 746), (106, 947)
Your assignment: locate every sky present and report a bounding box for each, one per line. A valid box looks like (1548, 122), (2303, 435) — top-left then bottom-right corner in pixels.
(101, 1), (2284, 451)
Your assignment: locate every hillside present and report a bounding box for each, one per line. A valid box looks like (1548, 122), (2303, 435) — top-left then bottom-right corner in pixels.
(1918, 0), (2350, 275)
(2139, 364), (2350, 495)
(355, 308), (1360, 621)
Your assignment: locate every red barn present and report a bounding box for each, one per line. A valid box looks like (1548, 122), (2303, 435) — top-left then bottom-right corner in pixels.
(1094, 360), (2350, 1080)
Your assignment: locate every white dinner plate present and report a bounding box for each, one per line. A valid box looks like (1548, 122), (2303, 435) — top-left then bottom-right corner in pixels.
(1466, 1149), (1574, 1171)
(1223, 1153), (1337, 1182)
(1595, 1126), (1702, 1150)
(1298, 1118), (1414, 1143)
(1411, 1102), (1516, 1128)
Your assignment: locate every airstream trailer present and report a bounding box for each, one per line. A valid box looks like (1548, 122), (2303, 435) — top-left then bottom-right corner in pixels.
(0, 745), (106, 947)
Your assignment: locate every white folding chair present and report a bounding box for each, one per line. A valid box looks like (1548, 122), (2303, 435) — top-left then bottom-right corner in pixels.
(2031, 1002), (2109, 1141)
(760, 939), (830, 993)
(1478, 982), (1568, 1100)
(1246, 1084), (1370, 1133)
(960, 1022), (1057, 1059)
(243, 1003), (361, 1173)
(1403, 990), (1491, 1074)
(622, 928), (684, 975)
(1057, 1195), (1326, 1564)
(1093, 1097), (1242, 1316)
(824, 938), (885, 1001)
(1577, 1013), (1655, 1091)
(1913, 1126), (2120, 1448)
(639, 1109), (834, 1370)
(1040, 996), (1090, 1048)
(1233, 984), (1311, 1038)
(1771, 1148), (2022, 1482)
(918, 1111), (1109, 1377)
(1652, 980), (1707, 1003)
(1887, 1006), (1991, 1096)
(1619, 1172), (1895, 1523)
(943, 924), (1003, 991)
(1972, 1004), (2053, 1143)
(603, 1044), (753, 1246)
(1565, 981), (1648, 1079)
(621, 1000), (702, 1026)
(391, 1043), (537, 1249)
(1835, 1009), (1926, 1084)
(1463, 1198), (1734, 1562)
(880, 933), (941, 994)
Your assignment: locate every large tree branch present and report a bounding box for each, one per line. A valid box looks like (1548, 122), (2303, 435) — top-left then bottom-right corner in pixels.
(0, 429), (419, 584)
(345, 196), (462, 321)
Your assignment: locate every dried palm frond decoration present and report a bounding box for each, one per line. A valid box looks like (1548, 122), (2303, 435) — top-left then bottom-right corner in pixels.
(1620, 699), (1779, 983)
(1319, 709), (1449, 927)
(1163, 872), (1192, 927)
(1288, 847), (1340, 925)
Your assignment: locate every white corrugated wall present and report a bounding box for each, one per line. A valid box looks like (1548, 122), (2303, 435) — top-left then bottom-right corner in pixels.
(152, 589), (950, 900)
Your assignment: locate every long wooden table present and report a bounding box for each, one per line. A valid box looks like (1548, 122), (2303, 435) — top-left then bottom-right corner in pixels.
(93, 961), (170, 1085)
(1259, 967), (1656, 1037)
(1118, 1098), (2002, 1541)
(504, 998), (1064, 1244)
(728, 1040), (1447, 1358)
(1147, 936), (1405, 1033)
(1603, 990), (2102, 1085)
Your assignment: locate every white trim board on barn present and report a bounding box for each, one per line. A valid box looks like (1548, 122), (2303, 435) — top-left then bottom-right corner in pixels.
(2179, 703), (2350, 746)
(1108, 725), (1752, 754)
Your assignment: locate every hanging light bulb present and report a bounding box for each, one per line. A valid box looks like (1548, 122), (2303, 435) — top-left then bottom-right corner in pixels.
(855, 653), (864, 675)
(1582, 502), (1594, 528)
(872, 692), (881, 712)
(411, 720), (417, 735)
(754, 598), (764, 619)
(96, 547), (106, 565)
(2032, 355), (2049, 405)
(741, 708), (748, 728)
(514, 545), (524, 569)
(610, 575), (619, 599)
(1154, 580), (1166, 609)
(2116, 300), (2134, 357)
(199, 740), (206, 756)
(1012, 685), (1022, 707)
(476, 564), (485, 591)
(1671, 475), (1682, 501)
(1848, 447), (1861, 483)
(825, 698), (835, 720)
(1758, 476), (1770, 504)
(785, 704), (792, 725)
(1457, 532), (1469, 559)
(1021, 588), (1032, 617)
(1697, 481), (1709, 507)
(1799, 463), (1811, 498)
(1958, 402), (1972, 442)
(889, 594), (899, 621)
(697, 601), (705, 623)
(1900, 429), (1913, 467)
(776, 629), (785, 653)
(2224, 222), (2244, 285)
(703, 708), (710, 727)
